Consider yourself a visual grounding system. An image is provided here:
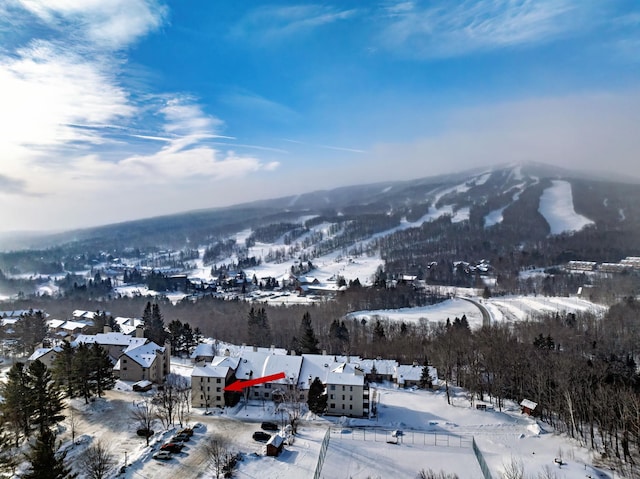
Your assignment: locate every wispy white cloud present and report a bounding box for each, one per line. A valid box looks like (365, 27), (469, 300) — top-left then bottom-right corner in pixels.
(222, 91), (299, 123)
(232, 4), (357, 41)
(378, 0), (587, 58)
(16, 0), (167, 50)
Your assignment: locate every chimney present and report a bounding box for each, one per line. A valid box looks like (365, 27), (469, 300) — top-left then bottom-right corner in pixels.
(253, 345), (258, 352)
(224, 348), (230, 357)
(290, 350), (296, 356)
(322, 350), (327, 356)
(270, 345), (275, 351)
(103, 325), (112, 334)
(135, 325), (144, 338)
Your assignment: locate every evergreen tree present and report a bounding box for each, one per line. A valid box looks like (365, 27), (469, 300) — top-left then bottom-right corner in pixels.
(28, 360), (65, 435)
(419, 361), (433, 389)
(73, 344), (94, 404)
(145, 303), (168, 345)
(248, 307), (271, 346)
(52, 341), (76, 398)
(14, 310), (48, 354)
(90, 344), (116, 398)
(307, 377), (327, 414)
(0, 362), (32, 443)
(23, 428), (76, 479)
(296, 312), (320, 354)
(373, 320), (386, 341)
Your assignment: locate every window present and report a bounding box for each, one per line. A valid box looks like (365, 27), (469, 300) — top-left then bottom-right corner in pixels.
(330, 394), (334, 399)
(207, 377), (210, 382)
(207, 386), (210, 391)
(216, 396), (221, 401)
(330, 403), (335, 409)
(216, 387), (221, 392)
(342, 404), (345, 410)
(254, 392), (259, 397)
(350, 395), (353, 400)
(350, 386), (353, 391)
(200, 377), (204, 383)
(265, 384), (271, 389)
(342, 386), (345, 391)
(265, 393), (269, 398)
(330, 385), (335, 390)
(349, 405), (353, 410)
(216, 378), (221, 383)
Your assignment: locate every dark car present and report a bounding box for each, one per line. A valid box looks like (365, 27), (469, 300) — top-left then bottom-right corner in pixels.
(161, 442), (184, 453)
(261, 422), (278, 431)
(252, 431), (271, 442)
(177, 427), (194, 437)
(172, 433), (190, 443)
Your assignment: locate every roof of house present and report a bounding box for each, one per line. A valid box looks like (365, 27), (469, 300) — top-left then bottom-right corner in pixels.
(28, 347), (61, 361)
(266, 434), (284, 448)
(298, 354), (357, 390)
(520, 399), (538, 410)
(191, 343), (216, 359)
(357, 358), (398, 376)
(123, 341), (165, 368)
(46, 319), (66, 329)
(211, 356), (241, 369)
(61, 320), (89, 331)
(394, 364), (424, 383)
(326, 363), (365, 387)
(75, 332), (147, 348)
(192, 364), (230, 378)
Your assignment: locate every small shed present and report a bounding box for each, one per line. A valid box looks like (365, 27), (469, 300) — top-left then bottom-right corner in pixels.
(132, 380), (153, 392)
(520, 399), (539, 416)
(265, 434), (284, 457)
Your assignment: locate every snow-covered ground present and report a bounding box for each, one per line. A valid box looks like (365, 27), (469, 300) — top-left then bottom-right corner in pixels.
(45, 377), (613, 479)
(538, 180), (594, 235)
(346, 295), (606, 329)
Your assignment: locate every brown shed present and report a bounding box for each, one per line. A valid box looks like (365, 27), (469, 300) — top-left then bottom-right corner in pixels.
(265, 434), (284, 457)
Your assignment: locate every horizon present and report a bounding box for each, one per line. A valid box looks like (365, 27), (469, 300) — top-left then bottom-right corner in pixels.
(2, 1), (640, 232)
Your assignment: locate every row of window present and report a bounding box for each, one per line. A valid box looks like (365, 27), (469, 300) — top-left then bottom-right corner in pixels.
(329, 385), (354, 391)
(329, 403), (354, 410)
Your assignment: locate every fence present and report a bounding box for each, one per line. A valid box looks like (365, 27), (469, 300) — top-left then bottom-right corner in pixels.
(472, 436), (493, 479)
(313, 428), (331, 479)
(331, 428), (472, 448)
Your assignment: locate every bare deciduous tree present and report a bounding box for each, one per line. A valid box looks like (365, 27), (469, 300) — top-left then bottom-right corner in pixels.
(130, 400), (156, 447)
(79, 441), (116, 479)
(204, 434), (231, 479)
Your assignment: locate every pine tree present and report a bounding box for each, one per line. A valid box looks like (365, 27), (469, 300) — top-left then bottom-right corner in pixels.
(52, 341), (76, 398)
(419, 361), (433, 389)
(23, 428), (76, 479)
(73, 344), (95, 404)
(297, 312), (320, 354)
(307, 377), (327, 414)
(146, 304), (168, 345)
(28, 360), (65, 435)
(90, 344), (115, 398)
(0, 362), (32, 443)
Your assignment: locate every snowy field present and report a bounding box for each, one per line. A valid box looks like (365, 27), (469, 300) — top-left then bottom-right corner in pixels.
(38, 378), (614, 479)
(347, 295), (607, 330)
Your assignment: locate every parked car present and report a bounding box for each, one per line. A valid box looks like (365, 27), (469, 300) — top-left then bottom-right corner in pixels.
(172, 433), (190, 442)
(152, 451), (172, 460)
(160, 443), (184, 453)
(177, 427), (194, 437)
(136, 428), (154, 437)
(252, 431), (271, 442)
(261, 422), (278, 431)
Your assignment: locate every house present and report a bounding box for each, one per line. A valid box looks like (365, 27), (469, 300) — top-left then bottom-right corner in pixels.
(132, 380), (153, 392)
(28, 347), (61, 369)
(297, 353), (359, 401)
(191, 342), (217, 363)
(234, 349), (302, 402)
(191, 363), (234, 409)
(75, 332), (170, 384)
(520, 399), (540, 416)
(114, 341), (170, 384)
(358, 358), (398, 383)
(325, 363), (369, 417)
(266, 434), (284, 456)
(394, 364), (438, 388)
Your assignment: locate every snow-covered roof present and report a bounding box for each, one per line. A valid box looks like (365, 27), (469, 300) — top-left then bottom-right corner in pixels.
(47, 319), (65, 329)
(266, 434), (284, 448)
(28, 347), (60, 361)
(262, 354), (303, 384)
(298, 354), (357, 389)
(394, 364), (424, 383)
(191, 343), (216, 359)
(123, 341), (164, 368)
(61, 320), (89, 331)
(520, 399), (538, 410)
(75, 332), (147, 348)
(211, 356), (241, 369)
(73, 310), (96, 320)
(357, 358), (398, 376)
(192, 364), (230, 378)
(326, 363), (365, 387)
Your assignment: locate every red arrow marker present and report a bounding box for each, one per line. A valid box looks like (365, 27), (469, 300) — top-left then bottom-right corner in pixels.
(224, 372), (287, 392)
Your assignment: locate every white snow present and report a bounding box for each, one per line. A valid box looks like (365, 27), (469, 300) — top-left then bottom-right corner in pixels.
(538, 180), (594, 235)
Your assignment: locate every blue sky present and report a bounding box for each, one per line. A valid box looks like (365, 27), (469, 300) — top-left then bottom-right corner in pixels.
(1, 1), (639, 231)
